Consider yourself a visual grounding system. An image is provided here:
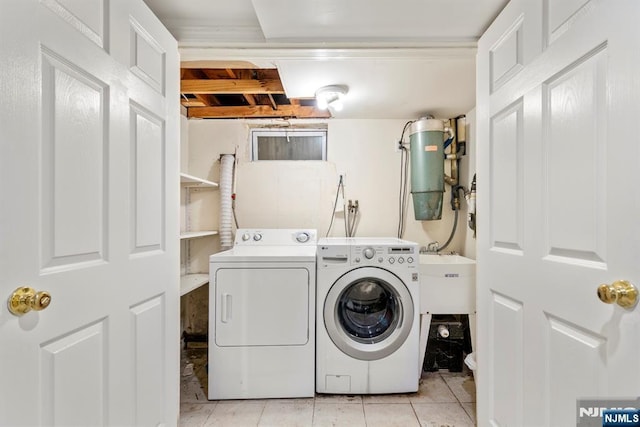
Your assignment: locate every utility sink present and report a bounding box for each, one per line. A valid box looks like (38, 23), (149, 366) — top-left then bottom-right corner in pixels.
(418, 254), (477, 377)
(419, 254), (476, 315)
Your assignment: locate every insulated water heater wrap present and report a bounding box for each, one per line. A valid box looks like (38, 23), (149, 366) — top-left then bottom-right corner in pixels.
(410, 119), (444, 220)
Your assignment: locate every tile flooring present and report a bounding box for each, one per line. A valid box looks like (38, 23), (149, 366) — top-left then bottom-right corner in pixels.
(180, 361), (477, 427)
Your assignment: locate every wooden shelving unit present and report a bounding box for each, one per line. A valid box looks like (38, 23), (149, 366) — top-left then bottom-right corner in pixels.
(180, 171), (218, 295)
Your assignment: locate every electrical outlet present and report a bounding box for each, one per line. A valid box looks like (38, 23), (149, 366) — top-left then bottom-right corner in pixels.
(395, 140), (403, 152)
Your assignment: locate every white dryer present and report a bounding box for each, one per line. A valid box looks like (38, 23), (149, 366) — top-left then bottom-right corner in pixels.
(316, 237), (420, 394)
(208, 229), (316, 400)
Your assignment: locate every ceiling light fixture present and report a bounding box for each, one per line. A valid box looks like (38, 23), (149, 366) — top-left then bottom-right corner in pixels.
(315, 85), (348, 112)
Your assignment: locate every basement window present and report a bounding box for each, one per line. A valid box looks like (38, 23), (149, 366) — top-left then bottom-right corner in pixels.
(251, 129), (327, 161)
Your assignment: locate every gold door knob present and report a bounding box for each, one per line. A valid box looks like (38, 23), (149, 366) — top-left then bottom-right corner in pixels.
(7, 286), (52, 316)
(597, 280), (638, 309)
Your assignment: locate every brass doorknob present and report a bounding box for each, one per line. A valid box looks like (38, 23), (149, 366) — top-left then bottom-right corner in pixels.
(7, 286), (52, 316)
(597, 280), (638, 309)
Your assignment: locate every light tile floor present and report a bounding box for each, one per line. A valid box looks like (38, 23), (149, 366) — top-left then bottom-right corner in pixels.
(180, 359), (477, 427)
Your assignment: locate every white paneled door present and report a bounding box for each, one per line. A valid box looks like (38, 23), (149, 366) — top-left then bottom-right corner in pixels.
(477, 0), (640, 426)
(0, 1), (179, 426)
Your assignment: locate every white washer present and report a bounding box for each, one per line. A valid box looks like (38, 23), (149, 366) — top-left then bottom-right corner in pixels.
(208, 229), (317, 400)
(316, 237), (420, 394)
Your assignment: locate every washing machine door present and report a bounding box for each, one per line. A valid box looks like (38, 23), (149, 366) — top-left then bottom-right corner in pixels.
(324, 267), (414, 361)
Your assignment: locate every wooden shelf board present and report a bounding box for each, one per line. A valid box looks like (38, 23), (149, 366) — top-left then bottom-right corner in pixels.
(180, 273), (209, 296)
(180, 230), (219, 240)
(180, 173), (219, 188)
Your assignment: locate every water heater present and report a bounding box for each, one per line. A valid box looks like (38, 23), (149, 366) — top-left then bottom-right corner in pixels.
(410, 118), (446, 220)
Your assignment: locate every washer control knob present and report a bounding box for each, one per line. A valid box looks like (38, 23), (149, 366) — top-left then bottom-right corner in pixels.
(363, 247), (375, 259)
(407, 257), (414, 264)
(389, 257), (395, 264)
(378, 257), (383, 263)
(242, 233), (251, 241)
(253, 233), (262, 241)
(355, 257), (361, 263)
(398, 257), (405, 264)
(296, 232), (310, 243)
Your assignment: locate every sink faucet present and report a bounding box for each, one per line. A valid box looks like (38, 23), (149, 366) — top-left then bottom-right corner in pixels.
(420, 241), (440, 253)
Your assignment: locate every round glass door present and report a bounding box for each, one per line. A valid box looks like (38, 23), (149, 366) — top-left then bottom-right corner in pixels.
(338, 278), (400, 344)
(324, 267), (415, 361)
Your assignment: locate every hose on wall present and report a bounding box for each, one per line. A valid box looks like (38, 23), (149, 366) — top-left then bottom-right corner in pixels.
(397, 120), (413, 238)
(219, 154), (235, 250)
(436, 209), (459, 252)
(325, 175), (344, 237)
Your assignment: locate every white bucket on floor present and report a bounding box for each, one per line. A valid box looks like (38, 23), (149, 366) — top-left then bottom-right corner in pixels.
(464, 352), (477, 372)
(464, 352), (478, 400)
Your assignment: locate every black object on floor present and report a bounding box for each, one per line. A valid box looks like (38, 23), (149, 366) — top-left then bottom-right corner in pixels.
(182, 331), (208, 349)
(424, 337), (464, 372)
(423, 314), (471, 372)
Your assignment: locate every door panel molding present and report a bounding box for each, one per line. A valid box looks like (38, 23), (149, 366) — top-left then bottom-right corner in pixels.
(543, 0), (593, 47)
(40, 46), (109, 273)
(489, 291), (524, 426)
(129, 101), (166, 255)
(541, 43), (608, 268)
(41, 318), (108, 426)
(490, 14), (524, 93)
(41, 0), (108, 49)
(489, 99), (525, 255)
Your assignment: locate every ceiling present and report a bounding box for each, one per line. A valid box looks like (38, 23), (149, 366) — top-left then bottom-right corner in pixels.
(143, 0), (509, 119)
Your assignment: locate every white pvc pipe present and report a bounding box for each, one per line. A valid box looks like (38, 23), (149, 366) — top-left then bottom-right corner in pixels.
(219, 154), (234, 249)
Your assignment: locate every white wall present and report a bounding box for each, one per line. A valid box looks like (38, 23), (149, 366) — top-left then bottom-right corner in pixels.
(186, 117), (477, 255)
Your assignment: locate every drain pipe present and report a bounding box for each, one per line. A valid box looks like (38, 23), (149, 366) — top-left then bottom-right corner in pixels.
(428, 116), (468, 252)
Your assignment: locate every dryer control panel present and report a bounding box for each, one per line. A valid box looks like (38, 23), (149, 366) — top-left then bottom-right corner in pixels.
(234, 229), (317, 246)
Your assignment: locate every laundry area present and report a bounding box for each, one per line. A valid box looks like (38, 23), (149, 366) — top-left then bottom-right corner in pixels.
(176, 43), (480, 427)
(3, 1), (638, 427)
(169, 0), (484, 425)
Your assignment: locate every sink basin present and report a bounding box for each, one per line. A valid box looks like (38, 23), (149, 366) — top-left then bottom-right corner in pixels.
(419, 253), (476, 265)
(419, 254), (476, 314)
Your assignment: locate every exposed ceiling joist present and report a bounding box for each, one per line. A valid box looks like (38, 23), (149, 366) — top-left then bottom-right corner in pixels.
(181, 100), (206, 107)
(224, 68), (257, 106)
(193, 93), (219, 106)
(187, 105), (330, 119)
(266, 93), (277, 110)
(180, 78), (284, 94)
(243, 93), (257, 105)
(180, 67), (328, 119)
